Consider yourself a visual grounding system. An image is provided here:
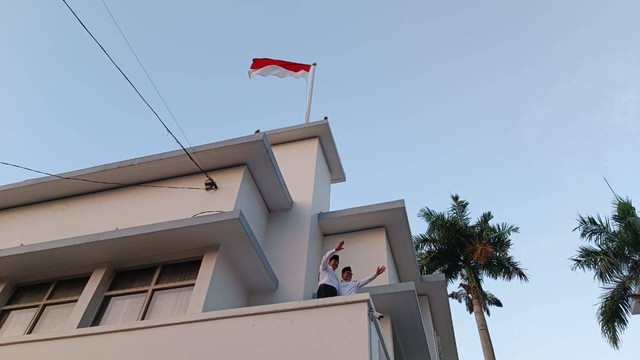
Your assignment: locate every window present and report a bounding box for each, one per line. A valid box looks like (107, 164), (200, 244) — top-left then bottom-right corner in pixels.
(94, 259), (201, 326)
(0, 277), (89, 337)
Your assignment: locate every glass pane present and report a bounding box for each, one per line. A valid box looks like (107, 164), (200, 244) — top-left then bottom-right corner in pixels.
(156, 260), (201, 284)
(7, 283), (51, 305)
(144, 286), (193, 320)
(49, 277), (89, 300)
(109, 267), (155, 291)
(0, 308), (37, 337)
(95, 293), (146, 326)
(31, 303), (76, 334)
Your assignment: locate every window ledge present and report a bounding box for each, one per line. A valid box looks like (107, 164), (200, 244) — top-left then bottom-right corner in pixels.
(0, 210), (277, 291)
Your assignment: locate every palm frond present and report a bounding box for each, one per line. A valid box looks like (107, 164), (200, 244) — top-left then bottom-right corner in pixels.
(485, 291), (503, 308)
(449, 289), (473, 314)
(611, 198), (637, 227)
(483, 291), (503, 316)
(574, 214), (614, 246)
(597, 275), (635, 349)
(570, 245), (626, 284)
(613, 199), (640, 250)
(483, 253), (529, 282)
(448, 194), (471, 227)
(489, 223), (520, 252)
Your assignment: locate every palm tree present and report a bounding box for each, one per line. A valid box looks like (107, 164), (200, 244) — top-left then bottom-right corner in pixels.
(413, 194), (529, 360)
(571, 196), (640, 349)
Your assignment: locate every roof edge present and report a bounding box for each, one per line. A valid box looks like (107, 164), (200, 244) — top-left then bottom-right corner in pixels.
(0, 133), (292, 211)
(266, 119), (346, 183)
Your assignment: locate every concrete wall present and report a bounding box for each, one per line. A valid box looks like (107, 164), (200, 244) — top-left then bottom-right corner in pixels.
(304, 142), (332, 298)
(0, 167), (249, 249)
(379, 315), (395, 360)
(203, 246), (249, 312)
(250, 138), (331, 305)
(419, 295), (439, 360)
(322, 228), (398, 289)
(233, 169), (269, 246)
(0, 298), (373, 360)
(385, 238), (400, 284)
(370, 316), (391, 360)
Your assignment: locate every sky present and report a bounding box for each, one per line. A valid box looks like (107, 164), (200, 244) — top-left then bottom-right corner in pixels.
(1, 1), (640, 358)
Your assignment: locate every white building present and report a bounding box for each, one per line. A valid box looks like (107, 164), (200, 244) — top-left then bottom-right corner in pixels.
(0, 120), (458, 360)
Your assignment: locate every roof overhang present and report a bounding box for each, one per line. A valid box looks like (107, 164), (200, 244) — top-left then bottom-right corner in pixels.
(416, 273), (459, 360)
(362, 282), (432, 360)
(317, 200), (421, 283)
(266, 119), (345, 183)
(0, 211), (278, 291)
(0, 133), (292, 212)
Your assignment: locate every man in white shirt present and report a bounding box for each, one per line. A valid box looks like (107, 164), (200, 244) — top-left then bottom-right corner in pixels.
(317, 240), (345, 298)
(339, 265), (387, 295)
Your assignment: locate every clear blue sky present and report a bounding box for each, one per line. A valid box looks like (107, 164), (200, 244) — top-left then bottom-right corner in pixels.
(2, 1), (639, 358)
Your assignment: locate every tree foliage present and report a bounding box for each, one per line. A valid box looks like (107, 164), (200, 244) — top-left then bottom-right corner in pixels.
(414, 194), (528, 360)
(571, 197), (640, 349)
(414, 194), (528, 312)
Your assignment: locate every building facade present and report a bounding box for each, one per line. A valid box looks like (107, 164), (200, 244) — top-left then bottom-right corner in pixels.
(0, 120), (458, 359)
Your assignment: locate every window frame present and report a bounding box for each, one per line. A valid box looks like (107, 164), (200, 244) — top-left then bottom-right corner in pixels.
(0, 277), (89, 336)
(93, 259), (201, 326)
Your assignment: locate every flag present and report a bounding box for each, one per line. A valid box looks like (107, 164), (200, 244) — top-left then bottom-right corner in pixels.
(249, 58), (312, 80)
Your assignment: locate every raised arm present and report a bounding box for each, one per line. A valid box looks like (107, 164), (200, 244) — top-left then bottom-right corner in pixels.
(319, 241), (345, 271)
(355, 266), (386, 289)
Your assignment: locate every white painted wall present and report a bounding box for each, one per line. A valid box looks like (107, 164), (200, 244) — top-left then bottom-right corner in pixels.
(322, 228), (397, 289)
(0, 299), (372, 360)
(188, 247), (218, 314)
(304, 143), (332, 298)
(233, 169), (269, 246)
(369, 317), (391, 360)
(203, 246), (249, 312)
(250, 138), (331, 304)
(379, 315), (395, 360)
(419, 295), (439, 360)
(0, 167), (248, 249)
(385, 238), (400, 284)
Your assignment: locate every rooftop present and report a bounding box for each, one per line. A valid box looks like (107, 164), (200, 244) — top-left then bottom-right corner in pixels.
(0, 120), (345, 211)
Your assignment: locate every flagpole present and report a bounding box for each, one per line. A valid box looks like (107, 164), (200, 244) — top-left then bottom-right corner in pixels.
(304, 62), (317, 124)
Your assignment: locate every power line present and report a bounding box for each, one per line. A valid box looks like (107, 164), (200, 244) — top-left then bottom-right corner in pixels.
(0, 161), (204, 190)
(61, 0), (217, 191)
(99, 0), (203, 163)
(603, 177), (622, 200)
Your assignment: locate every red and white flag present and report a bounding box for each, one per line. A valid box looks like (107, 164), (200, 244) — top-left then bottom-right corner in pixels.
(249, 58), (312, 80)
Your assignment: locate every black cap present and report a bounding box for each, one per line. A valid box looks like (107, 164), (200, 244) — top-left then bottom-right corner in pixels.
(342, 266), (352, 274)
(330, 254), (339, 262)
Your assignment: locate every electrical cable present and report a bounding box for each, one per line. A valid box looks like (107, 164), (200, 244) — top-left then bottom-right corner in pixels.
(0, 161), (204, 190)
(191, 210), (225, 218)
(61, 0), (217, 190)
(99, 0), (206, 169)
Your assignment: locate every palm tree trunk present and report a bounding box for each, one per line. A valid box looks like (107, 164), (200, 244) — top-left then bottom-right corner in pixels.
(472, 291), (496, 360)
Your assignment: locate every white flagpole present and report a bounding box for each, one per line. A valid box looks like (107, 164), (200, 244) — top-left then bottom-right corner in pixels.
(304, 62), (317, 124)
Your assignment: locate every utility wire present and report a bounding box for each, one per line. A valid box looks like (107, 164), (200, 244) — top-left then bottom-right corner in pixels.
(191, 210), (225, 218)
(61, 0), (217, 190)
(603, 177), (622, 200)
(99, 0), (204, 167)
(1, 161), (204, 190)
